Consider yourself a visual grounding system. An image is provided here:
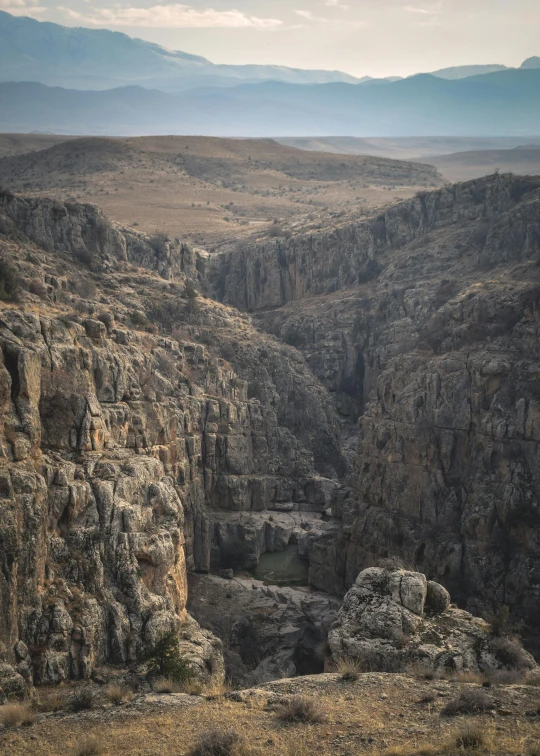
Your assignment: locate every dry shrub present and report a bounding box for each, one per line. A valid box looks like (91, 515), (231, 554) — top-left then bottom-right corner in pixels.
(0, 702), (35, 728)
(455, 671), (484, 685)
(39, 689), (64, 712)
(408, 662), (441, 681)
(418, 693), (436, 705)
(487, 605), (514, 637)
(204, 677), (232, 700)
(74, 736), (103, 756)
(486, 669), (525, 685)
(152, 677), (180, 694)
(276, 695), (326, 723)
(68, 688), (95, 712)
(490, 637), (532, 671)
(441, 688), (493, 717)
(381, 747), (436, 756)
(183, 679), (204, 696)
(188, 728), (253, 756)
(104, 683), (134, 704)
(335, 656), (362, 681)
(27, 278), (48, 299)
(454, 724), (489, 751)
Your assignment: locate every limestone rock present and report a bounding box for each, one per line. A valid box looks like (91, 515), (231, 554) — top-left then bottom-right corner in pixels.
(328, 568), (537, 674)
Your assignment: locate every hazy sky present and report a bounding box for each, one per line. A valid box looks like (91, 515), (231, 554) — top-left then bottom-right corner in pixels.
(2, 0), (539, 76)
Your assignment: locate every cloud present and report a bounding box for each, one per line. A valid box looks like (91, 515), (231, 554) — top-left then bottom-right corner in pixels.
(324, 0), (349, 9)
(295, 7), (360, 25)
(0, 0), (45, 15)
(403, 1), (443, 14)
(59, 4), (283, 30)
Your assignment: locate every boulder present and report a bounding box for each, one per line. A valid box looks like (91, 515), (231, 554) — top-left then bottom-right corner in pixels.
(328, 567), (537, 674)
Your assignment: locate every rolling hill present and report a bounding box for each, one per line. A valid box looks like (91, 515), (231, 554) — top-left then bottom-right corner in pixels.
(0, 135), (441, 243)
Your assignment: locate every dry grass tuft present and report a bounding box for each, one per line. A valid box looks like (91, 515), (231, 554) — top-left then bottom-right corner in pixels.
(486, 669), (525, 686)
(183, 679), (204, 696)
(454, 724), (489, 751)
(335, 656), (362, 681)
(38, 689), (64, 712)
(188, 728), (254, 756)
(441, 688), (493, 717)
(408, 662), (442, 681)
(204, 677), (232, 701)
(73, 735), (103, 756)
(0, 702), (35, 728)
(454, 671), (484, 685)
(104, 683), (134, 705)
(152, 677), (182, 694)
(276, 695), (326, 724)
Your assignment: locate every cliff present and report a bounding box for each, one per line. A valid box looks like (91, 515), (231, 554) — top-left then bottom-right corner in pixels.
(1, 172), (540, 697)
(0, 191), (344, 694)
(209, 174), (540, 640)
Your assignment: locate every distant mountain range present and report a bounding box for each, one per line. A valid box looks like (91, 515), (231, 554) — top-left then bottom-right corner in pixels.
(0, 10), (362, 90)
(1, 68), (540, 137)
(0, 10), (539, 138)
(1, 10), (539, 92)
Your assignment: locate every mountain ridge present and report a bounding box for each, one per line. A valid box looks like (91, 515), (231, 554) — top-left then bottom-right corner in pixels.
(0, 10), (538, 92)
(2, 67), (539, 137)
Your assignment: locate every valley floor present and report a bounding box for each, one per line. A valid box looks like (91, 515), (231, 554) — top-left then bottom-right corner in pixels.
(1, 673), (539, 756)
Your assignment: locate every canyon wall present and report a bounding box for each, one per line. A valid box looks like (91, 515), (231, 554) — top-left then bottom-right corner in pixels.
(0, 192), (343, 692)
(210, 174), (540, 634)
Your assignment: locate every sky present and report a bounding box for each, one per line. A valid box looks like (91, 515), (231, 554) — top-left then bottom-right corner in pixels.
(1, 0), (539, 77)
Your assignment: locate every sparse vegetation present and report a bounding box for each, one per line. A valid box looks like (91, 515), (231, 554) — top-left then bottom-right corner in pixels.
(74, 736), (103, 756)
(441, 688), (493, 716)
(0, 702), (35, 728)
(276, 695), (326, 723)
(104, 683), (134, 704)
(489, 636), (532, 671)
(68, 688), (95, 712)
(0, 256), (18, 301)
(454, 725), (488, 751)
(188, 728), (254, 756)
(145, 631), (193, 684)
(335, 656), (362, 681)
(129, 309), (150, 329)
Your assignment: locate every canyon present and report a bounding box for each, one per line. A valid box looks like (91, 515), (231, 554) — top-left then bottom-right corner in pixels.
(0, 170), (540, 699)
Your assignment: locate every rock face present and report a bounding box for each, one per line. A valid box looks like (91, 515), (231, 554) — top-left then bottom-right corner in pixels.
(0, 192), (344, 692)
(328, 568), (536, 673)
(1, 172), (540, 694)
(188, 574), (339, 686)
(209, 174), (540, 636)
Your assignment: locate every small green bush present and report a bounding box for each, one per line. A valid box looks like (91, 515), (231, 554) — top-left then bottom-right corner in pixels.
(145, 631), (193, 683)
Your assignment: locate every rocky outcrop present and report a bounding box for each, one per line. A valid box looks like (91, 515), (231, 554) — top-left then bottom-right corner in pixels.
(188, 574), (339, 686)
(0, 192), (199, 281)
(328, 568), (537, 674)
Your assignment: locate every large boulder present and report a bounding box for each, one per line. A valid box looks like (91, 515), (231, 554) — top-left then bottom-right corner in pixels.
(328, 568), (537, 674)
